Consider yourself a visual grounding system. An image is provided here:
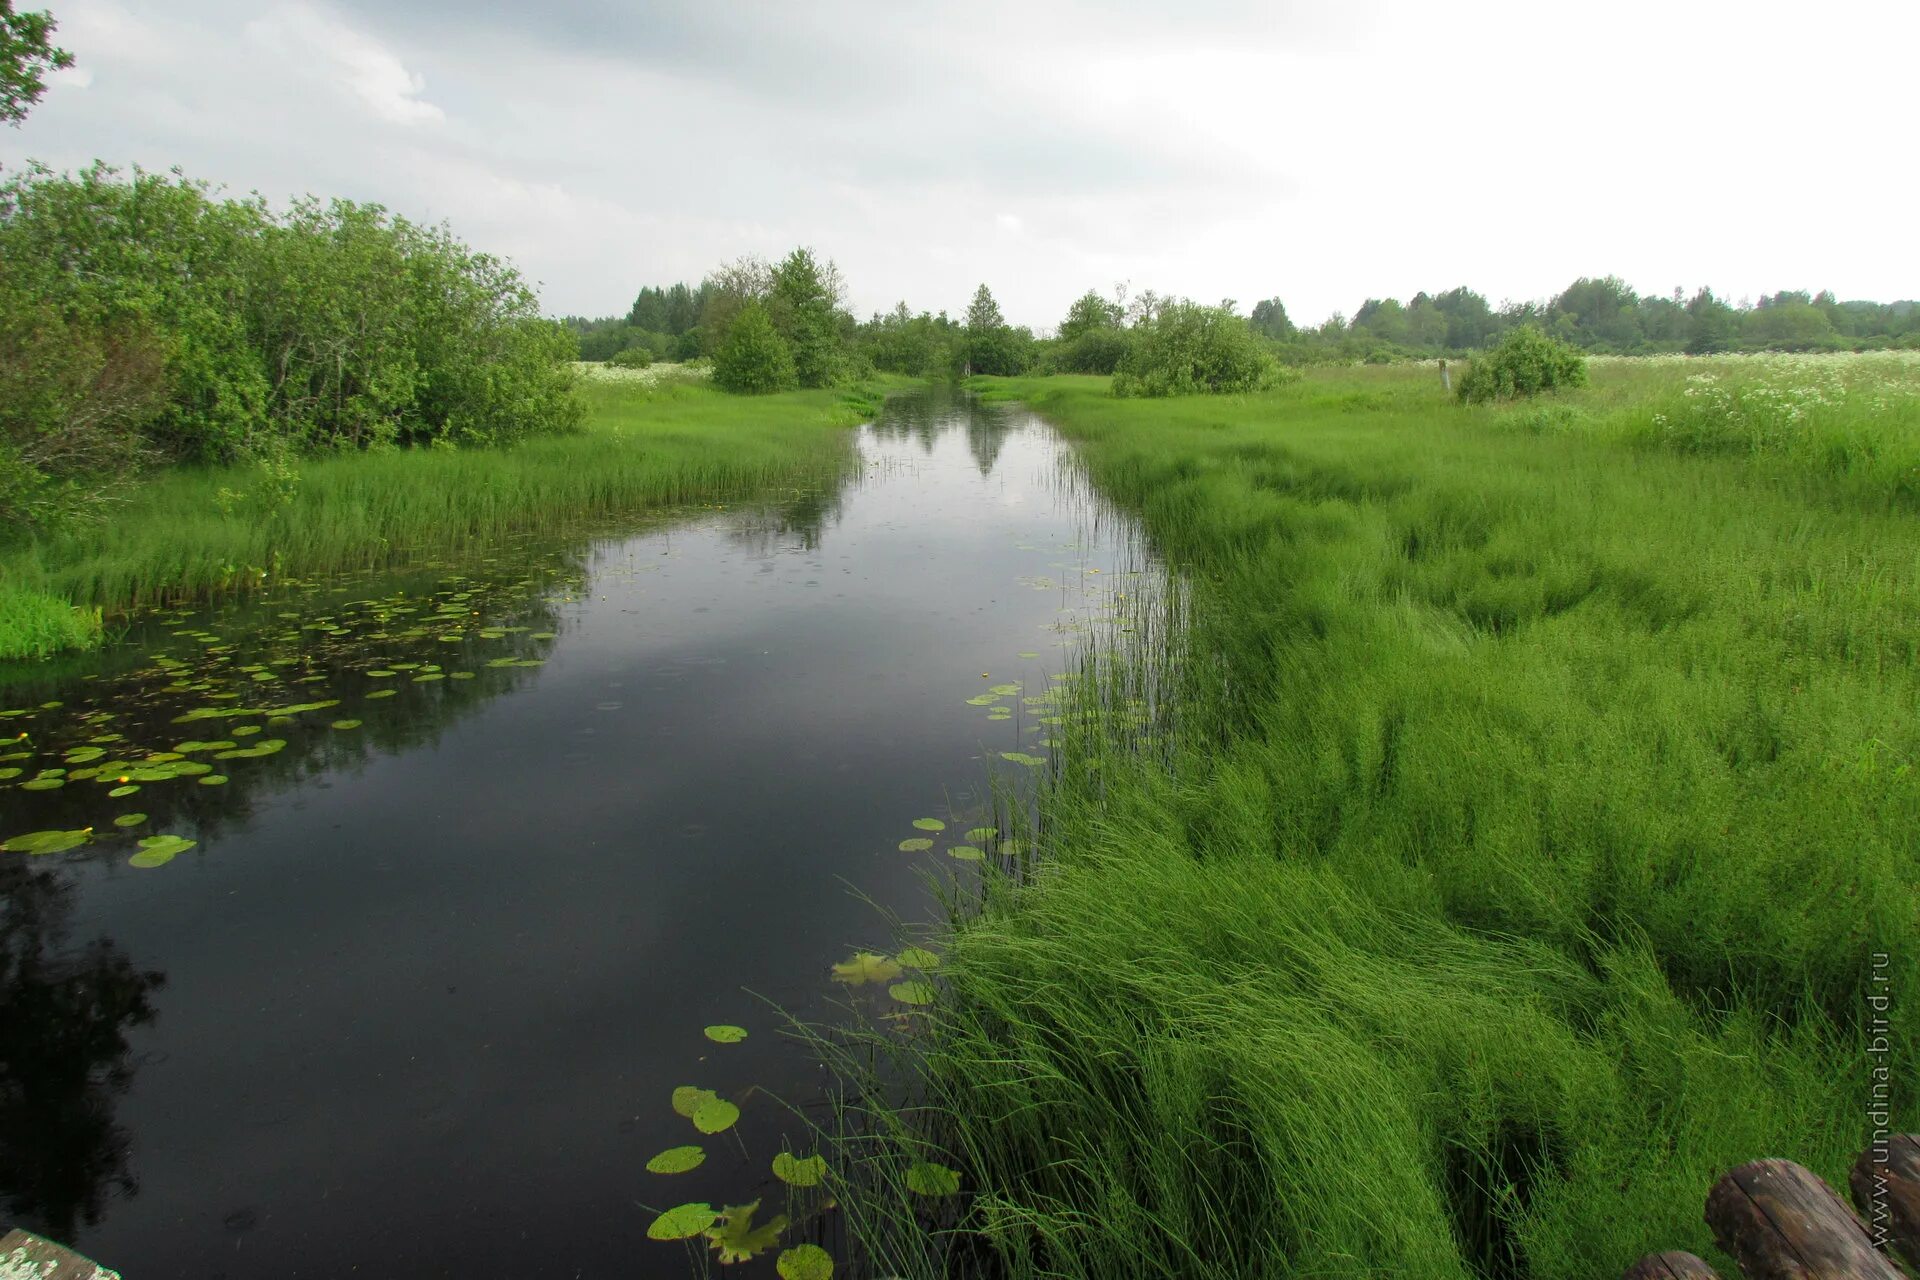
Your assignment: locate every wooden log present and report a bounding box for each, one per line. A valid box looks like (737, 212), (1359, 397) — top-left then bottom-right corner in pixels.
(1621, 1249), (1723, 1278)
(0, 1228), (121, 1280)
(1704, 1158), (1902, 1279)
(1850, 1133), (1920, 1271)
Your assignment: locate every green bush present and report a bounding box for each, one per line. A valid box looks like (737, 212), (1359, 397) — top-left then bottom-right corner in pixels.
(1457, 326), (1588, 403)
(0, 163), (582, 481)
(711, 302), (795, 393)
(1055, 325), (1133, 375)
(607, 345), (653, 369)
(0, 263), (166, 530)
(1111, 301), (1281, 397)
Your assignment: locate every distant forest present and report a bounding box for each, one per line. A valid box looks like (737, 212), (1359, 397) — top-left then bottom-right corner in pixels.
(563, 270), (1920, 380)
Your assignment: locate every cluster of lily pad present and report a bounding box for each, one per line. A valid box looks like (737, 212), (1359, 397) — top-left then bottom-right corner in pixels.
(1, 569), (571, 871)
(641, 1018), (844, 1273)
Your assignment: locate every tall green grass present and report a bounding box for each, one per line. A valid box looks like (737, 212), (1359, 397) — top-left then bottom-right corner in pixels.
(833, 359), (1917, 1278)
(0, 377), (895, 660)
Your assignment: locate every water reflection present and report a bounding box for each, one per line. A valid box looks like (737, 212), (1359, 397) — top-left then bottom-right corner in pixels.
(0, 389), (1155, 1278)
(0, 857), (164, 1241)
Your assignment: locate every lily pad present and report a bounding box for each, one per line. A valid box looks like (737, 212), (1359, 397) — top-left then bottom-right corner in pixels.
(831, 952), (903, 985)
(130, 834), (195, 868)
(645, 1145), (706, 1175)
(0, 768), (20, 780)
(706, 1200), (787, 1264)
(113, 813), (147, 828)
(646, 1202), (717, 1241)
(366, 689), (398, 699)
(777, 1244), (834, 1280)
(671, 1086), (717, 1118)
(889, 980), (936, 1005)
(911, 818), (945, 832)
(63, 747), (106, 764)
(772, 1152), (828, 1188)
(109, 785), (140, 798)
(905, 1161), (962, 1196)
(947, 845), (985, 861)
(413, 672), (445, 682)
(331, 720), (362, 730)
(999, 751), (1047, 767)
(692, 1097), (740, 1135)
(897, 947), (941, 970)
(897, 837), (933, 852)
(1, 829), (91, 855)
(703, 1024), (748, 1044)
(200, 775), (229, 786)
(20, 777), (65, 791)
(965, 827), (998, 841)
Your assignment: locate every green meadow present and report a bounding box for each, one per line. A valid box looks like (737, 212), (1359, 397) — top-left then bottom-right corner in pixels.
(837, 354), (1919, 1278)
(0, 373), (888, 660)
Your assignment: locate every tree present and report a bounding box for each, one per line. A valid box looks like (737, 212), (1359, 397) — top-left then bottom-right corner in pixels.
(962, 284), (1027, 376)
(711, 301), (794, 393)
(1, 1), (71, 127)
(1058, 289), (1122, 343)
(1249, 297), (1294, 340)
(1685, 287), (1735, 354)
(965, 284), (1005, 333)
(769, 247), (843, 388)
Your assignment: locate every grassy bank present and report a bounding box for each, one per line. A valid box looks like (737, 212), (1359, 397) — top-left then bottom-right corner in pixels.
(845, 357), (1918, 1277)
(0, 374), (896, 661)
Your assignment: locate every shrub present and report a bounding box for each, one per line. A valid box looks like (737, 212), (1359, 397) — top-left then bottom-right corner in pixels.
(712, 302), (796, 394)
(0, 265), (166, 531)
(0, 163), (583, 472)
(1055, 326), (1134, 375)
(1112, 301), (1280, 397)
(1457, 326), (1588, 403)
(607, 346), (653, 369)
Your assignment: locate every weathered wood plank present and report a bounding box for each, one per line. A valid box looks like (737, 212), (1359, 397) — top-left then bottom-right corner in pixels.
(1704, 1158), (1902, 1279)
(1850, 1133), (1920, 1271)
(0, 1228), (121, 1280)
(1621, 1248), (1722, 1279)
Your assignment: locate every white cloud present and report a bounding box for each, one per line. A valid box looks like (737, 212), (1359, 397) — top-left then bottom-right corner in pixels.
(245, 3), (443, 126)
(4, 0), (1915, 327)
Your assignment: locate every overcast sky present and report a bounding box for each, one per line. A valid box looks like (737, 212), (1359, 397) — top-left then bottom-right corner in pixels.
(5, 0), (1914, 329)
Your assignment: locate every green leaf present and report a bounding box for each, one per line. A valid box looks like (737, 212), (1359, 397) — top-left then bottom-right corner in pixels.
(830, 952), (903, 985)
(947, 846), (984, 861)
(692, 1097), (740, 1135)
(896, 837), (932, 852)
(777, 1244), (834, 1280)
(998, 751), (1046, 767)
(331, 719), (362, 730)
(113, 813), (147, 828)
(905, 1161), (962, 1196)
(645, 1145), (706, 1175)
(911, 818), (946, 832)
(772, 1152), (828, 1187)
(0, 768), (20, 780)
(200, 775), (229, 786)
(108, 785), (140, 798)
(896, 947), (941, 970)
(646, 1202), (717, 1241)
(964, 827), (998, 841)
(703, 1024), (748, 1044)
(366, 689), (398, 699)
(1, 829), (91, 855)
(889, 981), (936, 1005)
(671, 1086), (717, 1119)
(705, 1200), (787, 1264)
(20, 777), (64, 790)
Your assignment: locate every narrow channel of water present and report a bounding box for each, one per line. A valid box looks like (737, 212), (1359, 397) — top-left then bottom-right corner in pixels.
(0, 389), (1158, 1277)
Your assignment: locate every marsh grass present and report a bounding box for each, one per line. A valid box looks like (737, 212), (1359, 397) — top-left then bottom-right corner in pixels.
(826, 358), (1918, 1278)
(0, 377), (896, 659)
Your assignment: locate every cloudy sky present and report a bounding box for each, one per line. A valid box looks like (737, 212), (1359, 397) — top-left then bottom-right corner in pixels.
(5, 0), (1914, 328)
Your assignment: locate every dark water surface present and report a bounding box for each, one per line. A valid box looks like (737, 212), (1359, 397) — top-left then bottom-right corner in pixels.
(0, 391), (1153, 1277)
